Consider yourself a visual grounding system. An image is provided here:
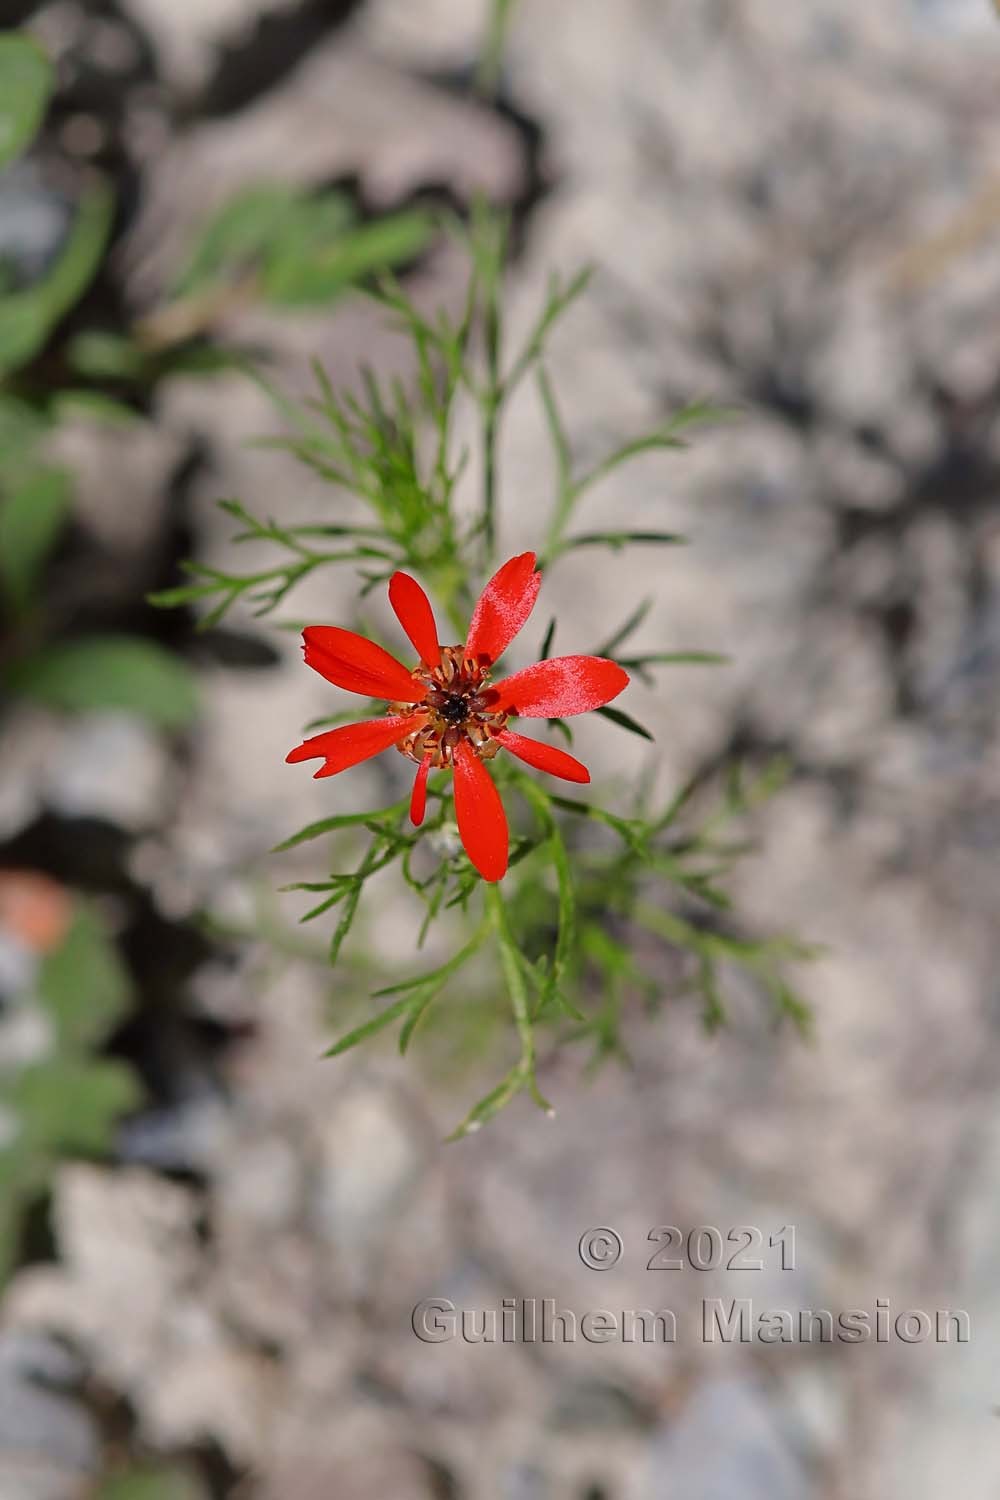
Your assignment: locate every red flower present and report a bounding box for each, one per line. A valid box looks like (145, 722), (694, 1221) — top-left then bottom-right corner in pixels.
(286, 552), (629, 881)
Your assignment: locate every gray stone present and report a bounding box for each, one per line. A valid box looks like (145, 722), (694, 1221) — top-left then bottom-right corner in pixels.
(646, 1378), (812, 1500)
(310, 1082), (424, 1287)
(45, 713), (174, 832)
(908, 0), (997, 34)
(0, 1331), (99, 1500)
(0, 165), (73, 284)
(0, 999), (55, 1070)
(0, 936), (36, 1004)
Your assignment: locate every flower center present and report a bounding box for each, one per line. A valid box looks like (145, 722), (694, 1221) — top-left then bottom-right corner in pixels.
(393, 644), (509, 767)
(438, 693), (468, 725)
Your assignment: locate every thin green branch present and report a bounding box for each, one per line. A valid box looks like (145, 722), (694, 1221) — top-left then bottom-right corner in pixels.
(477, 0), (521, 98)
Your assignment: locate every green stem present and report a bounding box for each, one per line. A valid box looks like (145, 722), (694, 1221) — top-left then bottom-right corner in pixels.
(471, 202), (506, 569)
(481, 326), (501, 567)
(482, 401), (498, 565)
(486, 881), (551, 1113)
(477, 0), (520, 100)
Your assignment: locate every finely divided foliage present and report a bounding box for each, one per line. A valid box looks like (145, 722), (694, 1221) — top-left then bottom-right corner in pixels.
(152, 214), (815, 1136)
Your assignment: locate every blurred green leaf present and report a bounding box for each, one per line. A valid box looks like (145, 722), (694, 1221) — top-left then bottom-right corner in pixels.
(0, 296), (48, 375)
(149, 344), (248, 377)
(0, 34), (53, 168)
(39, 905), (133, 1051)
(172, 183), (313, 295)
(10, 1058), (141, 1155)
(96, 1467), (209, 1500)
(0, 895), (142, 1289)
(51, 390), (140, 425)
(263, 210), (433, 305)
(33, 176), (114, 309)
(173, 183), (432, 307)
(5, 634), (199, 728)
(65, 329), (148, 380)
(0, 177), (114, 376)
(256, 191), (358, 301)
(0, 393), (51, 466)
(0, 1147), (51, 1284)
(0, 465), (71, 610)
(0, 1189), (24, 1286)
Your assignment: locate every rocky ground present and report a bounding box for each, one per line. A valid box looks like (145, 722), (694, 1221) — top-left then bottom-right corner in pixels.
(3, 1), (1000, 1496)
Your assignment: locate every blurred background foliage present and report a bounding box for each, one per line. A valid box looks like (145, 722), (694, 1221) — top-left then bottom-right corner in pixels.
(0, 20), (438, 1230)
(0, 20), (452, 1488)
(0, 20), (449, 1492)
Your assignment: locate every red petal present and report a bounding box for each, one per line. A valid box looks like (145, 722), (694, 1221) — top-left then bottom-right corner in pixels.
(492, 656), (629, 717)
(302, 626), (426, 702)
(389, 571), (441, 669)
(453, 742), (509, 882)
(410, 755), (432, 826)
(286, 715), (415, 778)
(464, 551), (541, 665)
(497, 729), (591, 783)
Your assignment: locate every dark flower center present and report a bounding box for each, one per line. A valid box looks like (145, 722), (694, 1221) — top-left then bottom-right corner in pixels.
(392, 643), (510, 767)
(439, 694), (469, 725)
